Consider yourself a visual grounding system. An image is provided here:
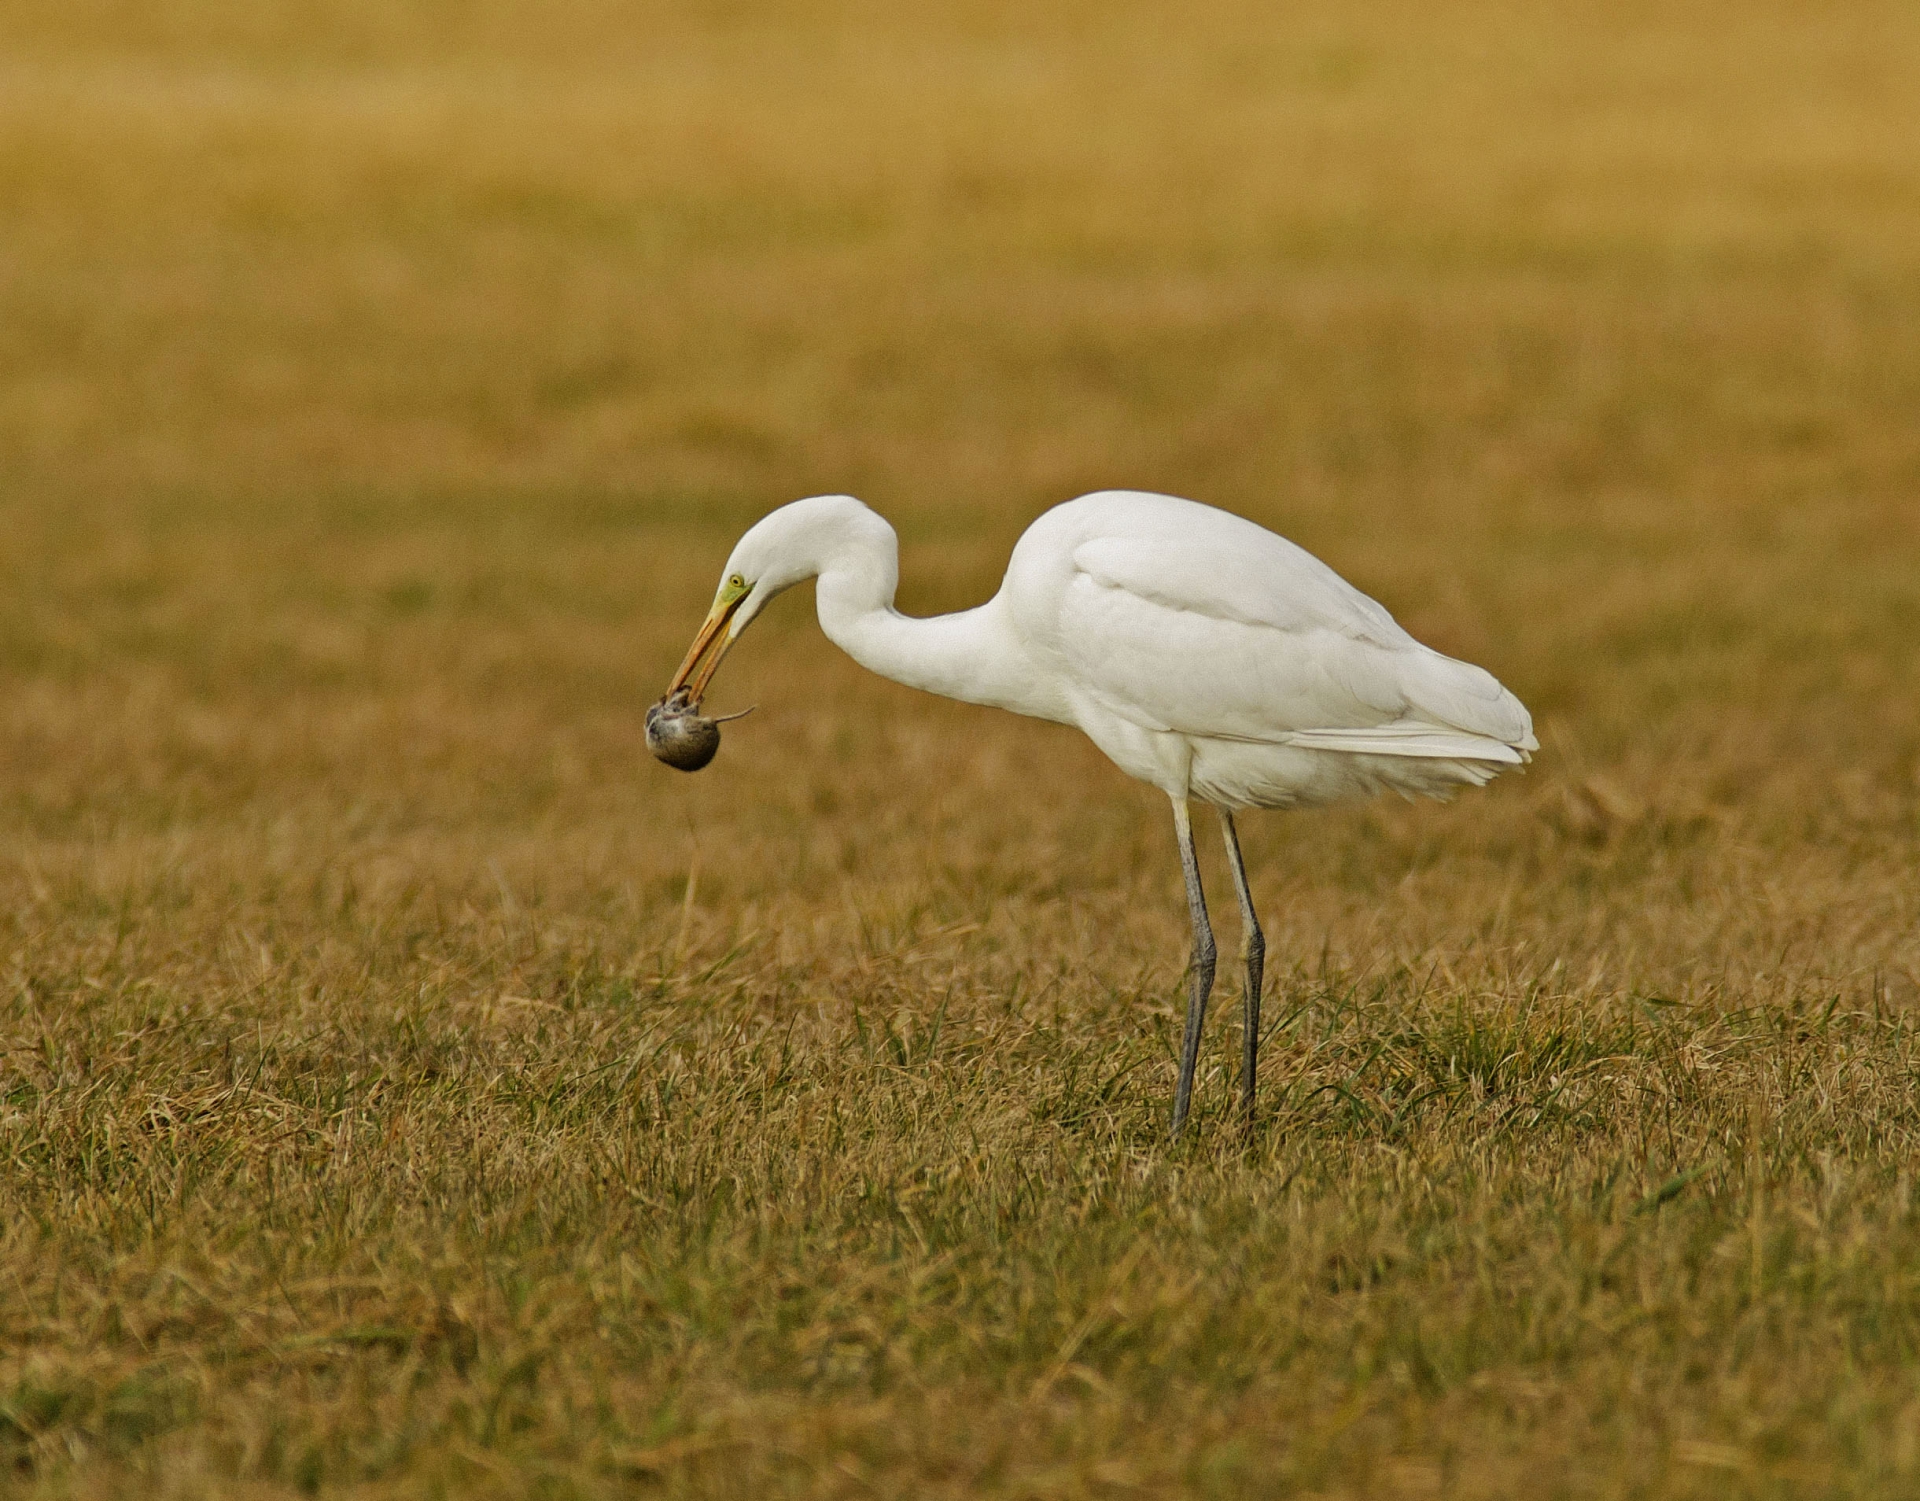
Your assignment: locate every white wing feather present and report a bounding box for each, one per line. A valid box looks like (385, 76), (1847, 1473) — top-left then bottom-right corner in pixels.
(1039, 495), (1534, 761)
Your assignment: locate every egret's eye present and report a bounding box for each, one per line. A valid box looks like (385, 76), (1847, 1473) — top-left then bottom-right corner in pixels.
(728, 574), (746, 591)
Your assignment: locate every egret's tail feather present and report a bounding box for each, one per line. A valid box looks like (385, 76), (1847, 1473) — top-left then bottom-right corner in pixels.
(1282, 724), (1530, 764)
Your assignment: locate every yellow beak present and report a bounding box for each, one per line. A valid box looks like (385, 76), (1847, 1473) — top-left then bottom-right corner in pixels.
(665, 594), (745, 706)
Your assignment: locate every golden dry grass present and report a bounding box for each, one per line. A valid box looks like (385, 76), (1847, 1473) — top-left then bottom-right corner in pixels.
(4, 1), (1920, 1496)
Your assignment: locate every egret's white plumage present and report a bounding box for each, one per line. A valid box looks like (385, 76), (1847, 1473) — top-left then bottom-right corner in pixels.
(662, 490), (1534, 1131)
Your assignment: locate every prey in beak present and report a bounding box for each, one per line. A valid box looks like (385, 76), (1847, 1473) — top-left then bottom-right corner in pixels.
(647, 575), (754, 772)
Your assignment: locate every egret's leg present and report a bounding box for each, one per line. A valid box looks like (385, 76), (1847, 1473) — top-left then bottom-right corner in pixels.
(1170, 798), (1217, 1136)
(1217, 808), (1265, 1127)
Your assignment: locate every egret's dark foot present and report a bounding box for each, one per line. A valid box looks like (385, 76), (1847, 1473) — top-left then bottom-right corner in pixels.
(1219, 807), (1265, 1143)
(1167, 799), (1218, 1137)
(1170, 946), (1215, 1136)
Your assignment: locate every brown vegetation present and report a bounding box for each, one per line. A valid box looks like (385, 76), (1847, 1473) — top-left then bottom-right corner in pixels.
(3, 1), (1919, 1495)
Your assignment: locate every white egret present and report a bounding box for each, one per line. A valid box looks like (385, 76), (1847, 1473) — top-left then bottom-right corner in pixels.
(655, 491), (1535, 1133)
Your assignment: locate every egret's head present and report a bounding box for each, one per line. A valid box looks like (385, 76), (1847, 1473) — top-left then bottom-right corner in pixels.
(663, 495), (872, 705)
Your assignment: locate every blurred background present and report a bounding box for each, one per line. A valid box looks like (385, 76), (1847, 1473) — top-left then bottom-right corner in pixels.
(7, 6), (1920, 1492)
(3, 0), (1918, 985)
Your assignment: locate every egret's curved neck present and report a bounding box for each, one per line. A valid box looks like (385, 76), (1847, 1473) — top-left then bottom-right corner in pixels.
(812, 523), (1059, 721)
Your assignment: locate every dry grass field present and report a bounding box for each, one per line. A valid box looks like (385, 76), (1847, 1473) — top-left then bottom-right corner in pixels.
(4, 1), (1920, 1495)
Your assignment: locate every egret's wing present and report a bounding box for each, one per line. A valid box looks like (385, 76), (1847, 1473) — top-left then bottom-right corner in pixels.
(1057, 528), (1533, 758)
(1071, 523), (1417, 647)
